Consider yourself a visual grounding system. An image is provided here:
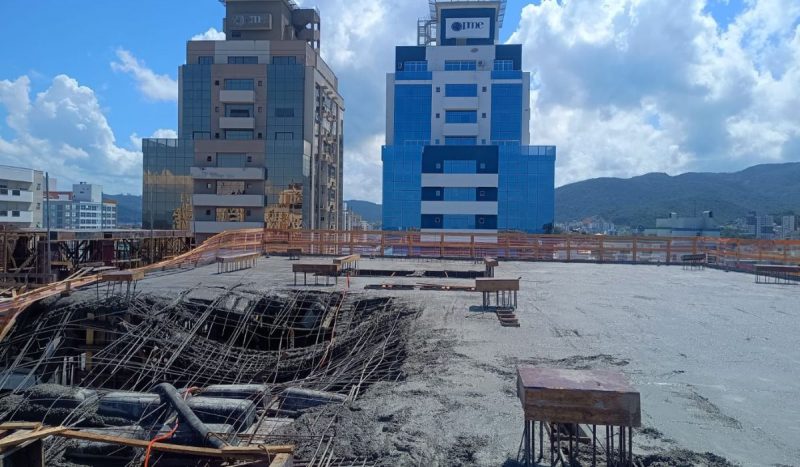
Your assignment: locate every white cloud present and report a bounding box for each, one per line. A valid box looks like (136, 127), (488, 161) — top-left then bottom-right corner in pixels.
(129, 128), (178, 151)
(110, 49), (178, 102)
(343, 133), (384, 202)
(509, 0), (800, 186)
(0, 74), (144, 194)
(311, 0), (425, 202)
(191, 28), (226, 41)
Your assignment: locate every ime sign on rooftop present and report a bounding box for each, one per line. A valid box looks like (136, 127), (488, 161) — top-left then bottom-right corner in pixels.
(445, 17), (491, 39)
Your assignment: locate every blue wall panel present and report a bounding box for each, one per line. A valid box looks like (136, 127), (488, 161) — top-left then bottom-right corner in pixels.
(491, 84), (522, 143)
(393, 85), (432, 144)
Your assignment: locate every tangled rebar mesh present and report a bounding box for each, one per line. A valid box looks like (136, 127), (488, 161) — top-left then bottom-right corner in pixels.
(0, 287), (420, 466)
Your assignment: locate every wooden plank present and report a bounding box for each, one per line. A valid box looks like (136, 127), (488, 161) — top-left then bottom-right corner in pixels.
(516, 367), (641, 427)
(754, 264), (800, 273)
(57, 429), (293, 458)
(475, 278), (519, 292)
(0, 426), (67, 450)
(270, 453), (293, 467)
(216, 252), (261, 263)
(100, 270), (145, 282)
(0, 423), (42, 431)
(292, 264), (339, 274)
(333, 254), (360, 265)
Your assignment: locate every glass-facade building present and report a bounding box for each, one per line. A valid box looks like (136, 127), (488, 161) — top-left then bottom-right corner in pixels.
(143, 0), (344, 241)
(382, 0), (555, 235)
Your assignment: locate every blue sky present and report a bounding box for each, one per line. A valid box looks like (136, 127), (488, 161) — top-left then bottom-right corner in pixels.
(1, 0), (799, 200)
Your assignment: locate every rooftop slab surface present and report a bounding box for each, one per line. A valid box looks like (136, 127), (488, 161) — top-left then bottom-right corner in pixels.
(125, 256), (800, 465)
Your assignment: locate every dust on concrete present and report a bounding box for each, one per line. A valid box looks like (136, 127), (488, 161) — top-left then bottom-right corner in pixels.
(117, 257), (800, 465)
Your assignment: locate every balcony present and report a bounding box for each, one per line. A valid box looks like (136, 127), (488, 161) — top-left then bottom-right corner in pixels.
(219, 117), (255, 129)
(0, 210), (33, 224)
(193, 221), (263, 234)
(0, 189), (33, 203)
(0, 166), (33, 183)
(191, 167), (265, 180)
(442, 123), (479, 136)
(219, 90), (255, 103)
(192, 194), (264, 207)
(442, 96), (479, 108)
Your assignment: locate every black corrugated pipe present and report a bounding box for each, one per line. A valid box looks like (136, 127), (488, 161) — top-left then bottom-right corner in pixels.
(152, 383), (226, 449)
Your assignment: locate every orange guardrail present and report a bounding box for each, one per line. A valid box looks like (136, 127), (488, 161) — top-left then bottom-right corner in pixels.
(2, 228), (798, 339)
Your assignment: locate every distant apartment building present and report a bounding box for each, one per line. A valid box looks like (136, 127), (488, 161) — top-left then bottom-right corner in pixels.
(745, 212), (775, 239)
(646, 211), (720, 238)
(781, 215), (798, 239)
(342, 202), (372, 231)
(0, 165), (44, 229)
(47, 183), (117, 230)
(143, 0), (344, 242)
(381, 0), (556, 238)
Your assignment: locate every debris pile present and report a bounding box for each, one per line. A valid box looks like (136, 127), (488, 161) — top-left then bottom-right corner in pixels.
(0, 288), (419, 465)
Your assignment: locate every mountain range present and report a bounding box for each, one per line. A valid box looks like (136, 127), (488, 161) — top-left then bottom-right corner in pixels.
(105, 162), (800, 230)
(555, 162), (800, 227)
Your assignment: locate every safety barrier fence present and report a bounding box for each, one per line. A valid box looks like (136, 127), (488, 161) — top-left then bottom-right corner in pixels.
(2, 229), (799, 334)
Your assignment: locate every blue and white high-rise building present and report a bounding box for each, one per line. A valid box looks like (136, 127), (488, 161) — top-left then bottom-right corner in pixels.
(382, 0), (555, 237)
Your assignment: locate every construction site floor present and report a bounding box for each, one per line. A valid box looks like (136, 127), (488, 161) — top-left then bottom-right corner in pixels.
(98, 256), (800, 466)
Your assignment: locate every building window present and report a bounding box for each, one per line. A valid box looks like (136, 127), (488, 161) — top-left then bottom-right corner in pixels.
(206, 156), (213, 161)
(231, 31), (242, 38)
(444, 60), (477, 71)
(274, 132), (294, 140)
(480, 162), (486, 169)
(257, 132), (263, 139)
(225, 130), (254, 140)
(247, 156), (252, 162)
(275, 108), (295, 117)
(404, 61), (428, 72)
(217, 153), (247, 167)
(214, 106), (219, 113)
(493, 59), (514, 71)
(272, 56), (297, 64)
(258, 80), (263, 86)
(445, 110), (478, 124)
(482, 86), (487, 92)
(435, 86), (441, 93)
(258, 106), (263, 113)
(435, 139), (440, 145)
(227, 56), (258, 64)
(225, 104), (254, 118)
(215, 132), (220, 139)
(205, 209), (211, 216)
(435, 113), (440, 119)
(482, 112), (487, 118)
(443, 160), (477, 173)
(435, 162), (442, 169)
(198, 56), (214, 65)
(444, 136), (477, 145)
(481, 139), (487, 145)
(445, 84), (478, 97)
(224, 79), (254, 90)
